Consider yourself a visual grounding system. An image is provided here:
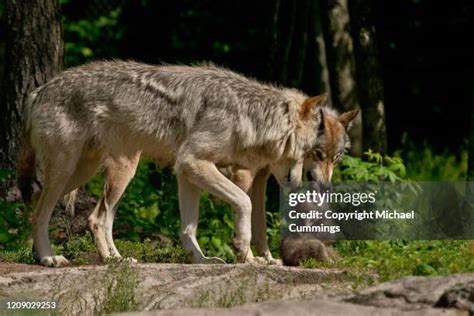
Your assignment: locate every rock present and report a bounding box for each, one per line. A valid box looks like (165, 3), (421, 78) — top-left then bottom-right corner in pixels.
(0, 262), (472, 315)
(435, 280), (474, 313)
(0, 262), (351, 315)
(345, 273), (474, 311)
(117, 299), (463, 316)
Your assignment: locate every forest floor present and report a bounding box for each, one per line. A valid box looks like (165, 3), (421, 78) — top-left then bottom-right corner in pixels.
(0, 262), (472, 315)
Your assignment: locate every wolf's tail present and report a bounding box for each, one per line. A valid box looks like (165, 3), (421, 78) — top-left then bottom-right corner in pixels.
(64, 189), (78, 217)
(17, 90), (38, 203)
(17, 90), (79, 214)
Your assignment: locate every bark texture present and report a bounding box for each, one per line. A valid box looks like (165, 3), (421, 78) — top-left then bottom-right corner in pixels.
(0, 0), (63, 169)
(319, 0), (363, 156)
(349, 0), (387, 153)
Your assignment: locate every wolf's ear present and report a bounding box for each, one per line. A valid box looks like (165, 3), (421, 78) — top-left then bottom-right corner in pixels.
(317, 108), (325, 134)
(300, 93), (328, 121)
(339, 109), (359, 130)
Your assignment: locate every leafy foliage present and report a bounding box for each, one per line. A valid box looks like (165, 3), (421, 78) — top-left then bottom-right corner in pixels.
(334, 150), (406, 182)
(398, 143), (468, 180)
(0, 169), (30, 250)
(86, 162), (164, 242)
(0, 245), (35, 264)
(62, 4), (124, 66)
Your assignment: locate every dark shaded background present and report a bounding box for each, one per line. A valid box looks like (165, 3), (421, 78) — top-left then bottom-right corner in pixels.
(1, 0), (471, 152)
(59, 0), (473, 152)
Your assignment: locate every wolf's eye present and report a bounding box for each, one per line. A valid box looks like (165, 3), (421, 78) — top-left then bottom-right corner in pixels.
(314, 149), (325, 160)
(333, 153), (344, 164)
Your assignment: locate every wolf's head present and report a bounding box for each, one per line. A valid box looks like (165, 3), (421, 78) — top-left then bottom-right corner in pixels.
(269, 92), (358, 189)
(304, 107), (359, 185)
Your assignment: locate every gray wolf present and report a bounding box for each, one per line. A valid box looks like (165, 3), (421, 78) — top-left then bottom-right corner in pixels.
(17, 60), (357, 267)
(81, 101), (356, 265)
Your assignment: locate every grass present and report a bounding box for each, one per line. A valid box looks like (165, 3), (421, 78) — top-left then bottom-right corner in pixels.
(0, 245), (36, 264)
(51, 260), (139, 315)
(4, 237), (472, 292)
(0, 232), (188, 265)
(299, 240), (474, 288)
(95, 260), (139, 314)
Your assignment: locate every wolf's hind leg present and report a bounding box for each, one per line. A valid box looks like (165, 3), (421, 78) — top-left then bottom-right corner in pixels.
(61, 149), (103, 196)
(32, 148), (81, 267)
(176, 158), (252, 264)
(88, 153), (140, 261)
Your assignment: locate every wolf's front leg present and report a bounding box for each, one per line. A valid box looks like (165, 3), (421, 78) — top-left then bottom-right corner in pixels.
(176, 159), (252, 264)
(177, 173), (225, 263)
(250, 167), (281, 265)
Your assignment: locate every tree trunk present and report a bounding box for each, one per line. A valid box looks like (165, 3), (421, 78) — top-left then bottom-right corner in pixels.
(0, 0), (63, 170)
(348, 0), (387, 153)
(319, 0), (363, 156)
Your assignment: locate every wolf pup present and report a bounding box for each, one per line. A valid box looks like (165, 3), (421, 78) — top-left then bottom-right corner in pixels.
(17, 61), (333, 267)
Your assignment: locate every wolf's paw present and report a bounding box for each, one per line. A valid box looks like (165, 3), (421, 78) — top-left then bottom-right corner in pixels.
(104, 255), (138, 264)
(245, 256), (281, 265)
(266, 257), (283, 265)
(122, 257), (138, 263)
(40, 255), (69, 267)
(245, 256), (267, 265)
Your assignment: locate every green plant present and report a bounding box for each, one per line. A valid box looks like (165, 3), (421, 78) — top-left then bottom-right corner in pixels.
(0, 245), (35, 264)
(95, 260), (139, 314)
(60, 231), (96, 265)
(0, 169), (31, 250)
(197, 191), (236, 262)
(300, 240), (474, 287)
(62, 5), (125, 67)
(86, 162), (164, 242)
(115, 239), (187, 263)
(265, 210), (281, 257)
(299, 257), (321, 269)
(334, 150), (406, 182)
(397, 143), (468, 180)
